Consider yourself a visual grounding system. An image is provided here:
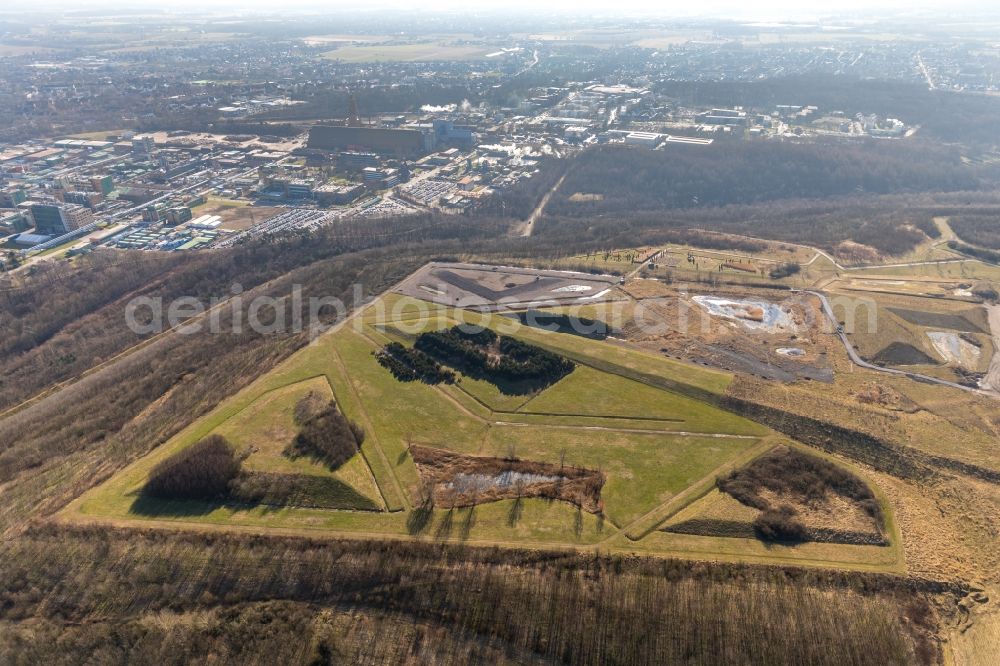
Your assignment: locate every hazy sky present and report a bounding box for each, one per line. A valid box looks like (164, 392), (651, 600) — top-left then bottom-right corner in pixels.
(5, 0), (999, 17)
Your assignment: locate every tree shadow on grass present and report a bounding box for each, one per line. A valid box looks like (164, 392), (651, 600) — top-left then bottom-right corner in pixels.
(130, 472), (383, 516)
(129, 493), (222, 518)
(407, 499), (434, 535)
(435, 507), (455, 540)
(459, 506), (476, 540)
(507, 495), (524, 527)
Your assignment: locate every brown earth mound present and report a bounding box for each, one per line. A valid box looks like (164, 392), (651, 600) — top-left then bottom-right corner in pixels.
(410, 445), (604, 513)
(855, 382), (921, 413)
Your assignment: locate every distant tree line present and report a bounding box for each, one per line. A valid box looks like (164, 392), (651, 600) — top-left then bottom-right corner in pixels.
(548, 142), (986, 218)
(656, 74), (1000, 147)
(949, 214), (1000, 249)
(946, 241), (1000, 264)
(536, 195), (949, 257)
(658, 229), (768, 253)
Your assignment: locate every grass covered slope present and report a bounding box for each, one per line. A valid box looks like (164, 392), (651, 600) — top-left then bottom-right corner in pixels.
(65, 290), (895, 570)
(207, 377), (383, 509)
(518, 365), (761, 433)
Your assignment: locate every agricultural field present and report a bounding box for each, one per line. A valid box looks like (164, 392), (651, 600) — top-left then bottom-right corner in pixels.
(65, 265), (898, 571)
(321, 41), (494, 62)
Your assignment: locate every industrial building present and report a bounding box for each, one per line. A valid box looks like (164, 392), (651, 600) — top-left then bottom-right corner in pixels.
(90, 175), (115, 195)
(307, 125), (429, 157)
(62, 190), (103, 209)
(696, 108), (749, 127)
(0, 188), (27, 208)
(361, 167), (401, 189)
(315, 183), (364, 206)
(164, 207), (193, 226)
(624, 131), (662, 148)
(0, 210), (31, 233)
(338, 151), (380, 170)
(29, 202), (94, 235)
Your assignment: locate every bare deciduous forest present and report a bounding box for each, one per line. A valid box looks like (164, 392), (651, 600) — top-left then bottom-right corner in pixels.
(536, 191), (1000, 256)
(548, 142), (984, 216)
(656, 74), (1000, 146)
(0, 526), (950, 665)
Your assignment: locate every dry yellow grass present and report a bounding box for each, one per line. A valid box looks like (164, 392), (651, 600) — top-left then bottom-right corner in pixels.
(949, 607), (1000, 666)
(661, 488), (759, 528)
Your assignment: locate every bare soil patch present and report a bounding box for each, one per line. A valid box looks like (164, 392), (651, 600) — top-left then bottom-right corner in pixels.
(410, 445), (604, 513)
(626, 284), (833, 383)
(855, 382), (922, 412)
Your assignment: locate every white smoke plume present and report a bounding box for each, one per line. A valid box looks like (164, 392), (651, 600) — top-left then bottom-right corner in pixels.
(420, 103), (456, 112)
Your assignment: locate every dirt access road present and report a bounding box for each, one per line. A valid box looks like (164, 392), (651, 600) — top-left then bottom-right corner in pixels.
(981, 304), (1000, 395)
(520, 172), (566, 237)
(807, 290), (997, 399)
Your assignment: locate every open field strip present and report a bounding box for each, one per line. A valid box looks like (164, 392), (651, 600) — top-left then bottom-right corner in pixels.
(489, 419), (759, 436)
(480, 426), (759, 527)
(620, 438), (778, 541)
(322, 42), (493, 62)
(328, 342), (413, 511)
(854, 259), (1000, 281)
